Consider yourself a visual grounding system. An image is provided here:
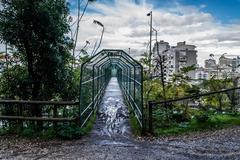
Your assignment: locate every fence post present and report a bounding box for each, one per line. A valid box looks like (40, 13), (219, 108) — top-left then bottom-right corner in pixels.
(53, 105), (58, 129)
(18, 103), (23, 130)
(231, 79), (239, 112)
(148, 101), (153, 134)
(78, 103), (82, 127)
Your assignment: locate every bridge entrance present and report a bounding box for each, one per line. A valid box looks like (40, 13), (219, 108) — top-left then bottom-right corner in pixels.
(79, 49), (144, 130)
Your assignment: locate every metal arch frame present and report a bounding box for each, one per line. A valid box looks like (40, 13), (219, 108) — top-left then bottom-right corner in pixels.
(79, 54), (113, 127)
(79, 50), (143, 127)
(79, 49), (144, 131)
(110, 54), (144, 128)
(101, 55), (138, 111)
(112, 61), (143, 127)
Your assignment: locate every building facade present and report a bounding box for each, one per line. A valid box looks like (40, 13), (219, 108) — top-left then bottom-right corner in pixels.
(152, 41), (198, 82)
(198, 55), (240, 80)
(205, 59), (217, 69)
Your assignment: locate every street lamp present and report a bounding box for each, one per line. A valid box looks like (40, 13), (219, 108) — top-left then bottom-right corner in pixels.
(78, 40), (90, 55)
(92, 20), (104, 56)
(147, 11), (152, 73)
(145, 39), (157, 51)
(81, 40), (90, 50)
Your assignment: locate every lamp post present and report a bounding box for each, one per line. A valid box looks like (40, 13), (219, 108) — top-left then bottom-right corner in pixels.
(145, 39), (157, 51)
(92, 20), (104, 56)
(147, 11), (152, 73)
(78, 40), (90, 56)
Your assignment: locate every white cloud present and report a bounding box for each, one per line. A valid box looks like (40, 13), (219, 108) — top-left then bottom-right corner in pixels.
(200, 4), (207, 9)
(72, 0), (240, 66)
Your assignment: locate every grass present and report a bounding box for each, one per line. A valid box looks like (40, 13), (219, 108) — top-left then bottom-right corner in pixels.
(0, 127), (8, 136)
(129, 111), (142, 136)
(81, 111), (97, 135)
(154, 113), (240, 136)
(123, 96), (143, 136)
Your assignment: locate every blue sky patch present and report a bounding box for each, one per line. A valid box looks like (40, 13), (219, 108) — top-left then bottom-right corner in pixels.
(69, 0), (240, 23)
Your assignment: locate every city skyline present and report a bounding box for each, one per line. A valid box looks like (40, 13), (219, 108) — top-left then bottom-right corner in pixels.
(69, 0), (240, 66)
(1, 0), (240, 66)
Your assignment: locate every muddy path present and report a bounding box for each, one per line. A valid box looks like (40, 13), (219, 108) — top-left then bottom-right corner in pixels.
(0, 78), (240, 159)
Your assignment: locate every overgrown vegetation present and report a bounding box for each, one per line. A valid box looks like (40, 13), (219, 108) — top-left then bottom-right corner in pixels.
(0, 119), (96, 140)
(0, 0), (96, 139)
(129, 111), (142, 136)
(140, 51), (240, 136)
(154, 113), (240, 136)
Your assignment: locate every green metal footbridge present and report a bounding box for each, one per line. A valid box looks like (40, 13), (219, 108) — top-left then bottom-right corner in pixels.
(79, 49), (144, 129)
(0, 49), (144, 132)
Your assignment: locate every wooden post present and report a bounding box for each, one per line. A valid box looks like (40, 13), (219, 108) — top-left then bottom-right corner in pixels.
(53, 105), (58, 129)
(148, 101), (153, 134)
(18, 103), (23, 130)
(231, 78), (239, 112)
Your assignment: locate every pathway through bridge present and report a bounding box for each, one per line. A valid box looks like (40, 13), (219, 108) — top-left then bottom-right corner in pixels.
(90, 77), (133, 144)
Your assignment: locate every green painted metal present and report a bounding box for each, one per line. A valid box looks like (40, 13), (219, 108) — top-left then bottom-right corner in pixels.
(79, 49), (144, 130)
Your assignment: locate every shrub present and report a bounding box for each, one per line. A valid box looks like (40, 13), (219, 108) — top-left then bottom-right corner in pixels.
(195, 113), (209, 123)
(57, 124), (83, 140)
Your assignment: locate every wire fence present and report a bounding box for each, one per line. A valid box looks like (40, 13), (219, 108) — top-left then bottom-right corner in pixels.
(147, 87), (240, 133)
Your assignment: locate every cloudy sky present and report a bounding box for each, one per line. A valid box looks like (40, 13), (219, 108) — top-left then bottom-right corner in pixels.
(69, 0), (240, 66)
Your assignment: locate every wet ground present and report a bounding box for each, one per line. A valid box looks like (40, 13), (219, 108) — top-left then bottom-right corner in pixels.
(91, 77), (131, 140)
(0, 78), (240, 159)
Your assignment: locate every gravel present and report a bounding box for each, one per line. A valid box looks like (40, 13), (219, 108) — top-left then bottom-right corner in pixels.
(0, 126), (240, 159)
(1, 78), (239, 159)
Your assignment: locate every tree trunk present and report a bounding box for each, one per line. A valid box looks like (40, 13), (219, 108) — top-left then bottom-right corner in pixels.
(24, 41), (42, 128)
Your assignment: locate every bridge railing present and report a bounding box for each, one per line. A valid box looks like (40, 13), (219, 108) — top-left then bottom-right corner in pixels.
(79, 49), (144, 130)
(79, 58), (111, 128)
(147, 87), (240, 133)
(117, 64), (144, 128)
(0, 100), (79, 129)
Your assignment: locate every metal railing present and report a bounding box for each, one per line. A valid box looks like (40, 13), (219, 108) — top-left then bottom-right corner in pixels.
(79, 49), (144, 130)
(147, 87), (240, 133)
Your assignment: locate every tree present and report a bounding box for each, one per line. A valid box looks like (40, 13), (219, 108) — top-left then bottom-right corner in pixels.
(202, 76), (233, 112)
(0, 0), (72, 117)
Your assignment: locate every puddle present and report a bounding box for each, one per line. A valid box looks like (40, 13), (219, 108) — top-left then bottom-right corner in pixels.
(99, 140), (135, 147)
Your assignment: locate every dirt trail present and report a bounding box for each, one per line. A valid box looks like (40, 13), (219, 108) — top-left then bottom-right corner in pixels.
(1, 126), (240, 159)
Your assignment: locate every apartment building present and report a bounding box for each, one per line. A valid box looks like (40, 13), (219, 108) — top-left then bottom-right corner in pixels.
(152, 41), (198, 82)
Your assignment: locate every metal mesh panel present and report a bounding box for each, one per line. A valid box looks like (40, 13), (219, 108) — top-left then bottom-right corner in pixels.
(79, 49), (143, 128)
